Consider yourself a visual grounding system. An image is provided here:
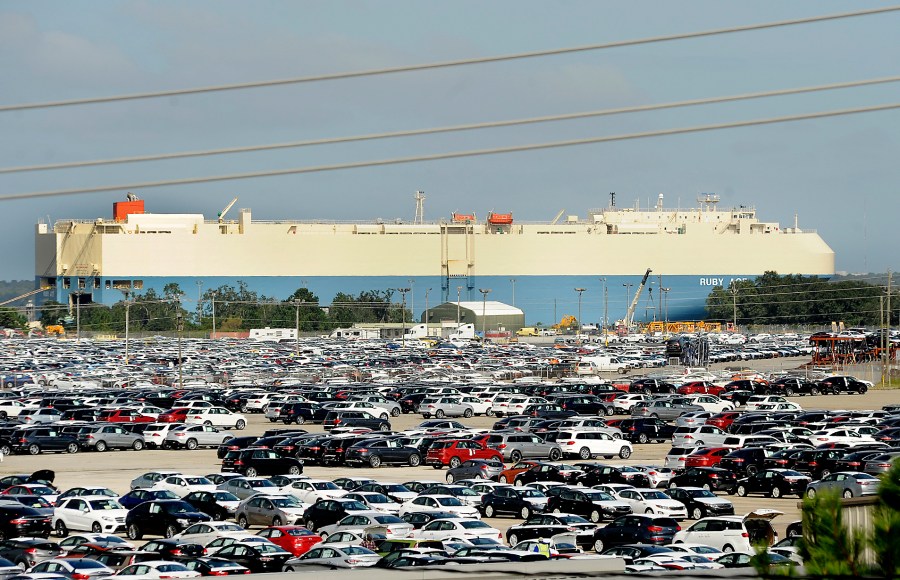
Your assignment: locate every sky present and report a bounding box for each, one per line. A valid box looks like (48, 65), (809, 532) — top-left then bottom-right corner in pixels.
(1, 0), (899, 280)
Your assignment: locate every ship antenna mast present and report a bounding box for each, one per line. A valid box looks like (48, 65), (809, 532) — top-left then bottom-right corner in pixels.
(414, 190), (426, 224)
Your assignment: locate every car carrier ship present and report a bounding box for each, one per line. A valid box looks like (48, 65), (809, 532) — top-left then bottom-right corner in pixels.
(34, 192), (834, 325)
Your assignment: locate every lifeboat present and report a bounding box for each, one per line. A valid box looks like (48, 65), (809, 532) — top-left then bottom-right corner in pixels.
(452, 212), (476, 223)
(488, 212), (513, 225)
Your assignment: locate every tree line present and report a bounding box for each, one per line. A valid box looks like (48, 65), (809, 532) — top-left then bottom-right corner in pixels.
(705, 271), (898, 327)
(28, 283), (411, 333)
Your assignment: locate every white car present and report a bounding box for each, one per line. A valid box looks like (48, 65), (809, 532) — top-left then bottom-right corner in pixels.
(343, 492), (401, 515)
(673, 510), (782, 553)
(330, 401), (393, 420)
(555, 430), (633, 459)
(616, 488), (687, 519)
(318, 513), (413, 539)
(685, 395), (733, 414)
(184, 407), (247, 430)
(611, 394), (649, 414)
(283, 544), (380, 569)
(53, 496), (129, 535)
(152, 475), (217, 496)
(173, 521), (247, 545)
(744, 396), (788, 411)
(671, 426), (730, 448)
(460, 396), (492, 416)
(808, 429), (876, 447)
(115, 561), (200, 580)
(0, 400), (33, 418)
(286, 480), (347, 504)
(416, 518), (503, 541)
(398, 495), (480, 519)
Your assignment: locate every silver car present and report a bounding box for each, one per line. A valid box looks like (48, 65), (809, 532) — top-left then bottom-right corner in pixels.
(485, 433), (563, 462)
(419, 397), (474, 419)
(218, 477), (283, 500)
(864, 452), (900, 475)
(164, 424), (234, 450)
(632, 399), (704, 421)
(283, 545), (380, 569)
(671, 425), (729, 447)
(76, 425), (145, 452)
(806, 472), (881, 499)
(236, 494), (307, 527)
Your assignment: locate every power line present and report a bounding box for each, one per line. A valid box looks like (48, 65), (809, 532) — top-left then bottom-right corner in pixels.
(1, 5), (898, 112)
(4, 75), (899, 174)
(2, 101), (898, 202)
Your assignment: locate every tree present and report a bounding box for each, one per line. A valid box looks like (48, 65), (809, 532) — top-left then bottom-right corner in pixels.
(0, 307), (26, 329)
(40, 300), (65, 326)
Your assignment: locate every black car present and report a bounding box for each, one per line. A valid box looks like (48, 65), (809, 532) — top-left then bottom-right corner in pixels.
(302, 499), (369, 532)
(139, 539), (206, 561)
(320, 435), (373, 467)
(0, 504), (51, 539)
(764, 377), (819, 396)
(0, 538), (63, 567)
(591, 515), (679, 552)
(271, 434), (316, 458)
(214, 542), (292, 573)
(322, 411), (390, 432)
(545, 487), (631, 523)
(11, 427), (79, 455)
(576, 464), (650, 488)
(125, 500), (211, 540)
(667, 467), (737, 492)
(734, 469), (812, 498)
(278, 403), (323, 425)
(552, 395), (613, 416)
(513, 463), (579, 486)
(216, 436), (259, 459)
(181, 490), (241, 521)
(599, 543), (682, 564)
(628, 379), (677, 395)
(666, 487), (735, 520)
(614, 418), (677, 444)
(183, 557), (249, 576)
(505, 513), (597, 550)
(789, 448), (845, 479)
(718, 447), (769, 477)
(480, 487), (547, 519)
(344, 438), (422, 468)
(293, 436), (331, 465)
(397, 393), (430, 414)
(222, 449), (303, 477)
(817, 376), (869, 395)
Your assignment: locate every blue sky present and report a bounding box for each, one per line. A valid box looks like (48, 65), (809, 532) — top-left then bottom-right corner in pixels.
(1, 0), (898, 279)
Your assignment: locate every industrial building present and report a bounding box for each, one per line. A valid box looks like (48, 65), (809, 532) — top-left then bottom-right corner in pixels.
(423, 301), (525, 335)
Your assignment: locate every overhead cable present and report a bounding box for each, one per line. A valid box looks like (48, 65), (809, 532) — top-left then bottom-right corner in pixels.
(2, 101), (897, 202)
(3, 75), (899, 174)
(0, 5), (898, 112)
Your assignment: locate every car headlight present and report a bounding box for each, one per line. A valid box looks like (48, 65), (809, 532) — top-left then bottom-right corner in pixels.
(177, 518), (190, 526)
(101, 516), (115, 521)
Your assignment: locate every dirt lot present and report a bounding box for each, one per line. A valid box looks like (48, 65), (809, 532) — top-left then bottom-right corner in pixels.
(2, 358), (896, 543)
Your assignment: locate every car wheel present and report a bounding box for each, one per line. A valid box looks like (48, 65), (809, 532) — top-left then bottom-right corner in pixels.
(695, 441), (705, 447)
(593, 538), (604, 553)
(296, 416), (306, 425)
(484, 505), (495, 518)
(638, 433), (649, 444)
(645, 509), (655, 515)
(589, 510), (601, 523)
(449, 456), (462, 469)
(692, 507), (703, 520)
(0, 444), (10, 456)
(380, 414), (389, 421)
(514, 478), (524, 487)
(578, 446), (592, 460)
(238, 515), (249, 528)
(771, 487), (782, 498)
(702, 483), (712, 492)
(723, 544), (734, 553)
(446, 473), (455, 483)
(605, 406), (614, 417)
(245, 467), (258, 477)
(287, 465), (302, 476)
(737, 485), (747, 497)
(843, 489), (853, 499)
(94, 441), (107, 452)
(66, 443), (79, 454)
(499, 476), (508, 483)
(552, 508), (561, 514)
(28, 444), (40, 455)
(305, 519), (316, 531)
(165, 525), (179, 538)
(380, 423), (390, 432)
(619, 447), (631, 459)
(409, 454), (421, 467)
(486, 409), (495, 417)
(508, 533), (519, 546)
(549, 448), (561, 461)
(747, 466), (758, 476)
(92, 522), (102, 533)
(521, 506), (531, 519)
(435, 409), (445, 418)
(204, 421), (213, 426)
(858, 386), (868, 394)
(510, 450), (523, 463)
(369, 455), (382, 468)
(235, 420), (246, 430)
(273, 516), (283, 526)
(810, 387), (820, 396)
(463, 408), (473, 418)
(55, 520), (68, 537)
(132, 440), (144, 451)
(186, 438), (199, 450)
(784, 388), (794, 397)
(127, 524), (142, 540)
(807, 488), (817, 499)
(283, 567), (294, 573)
(391, 408), (401, 417)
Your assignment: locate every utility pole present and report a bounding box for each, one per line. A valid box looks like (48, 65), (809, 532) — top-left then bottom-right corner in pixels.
(176, 305), (184, 389)
(661, 287), (671, 337)
(123, 291), (131, 365)
(424, 288), (432, 335)
(396, 287), (410, 346)
(211, 291), (217, 339)
(574, 288), (586, 338)
(732, 282), (738, 331)
(196, 280), (203, 324)
(600, 278), (608, 347)
(479, 288), (491, 341)
(74, 291), (82, 341)
(510, 278), (517, 307)
(884, 271), (892, 385)
(294, 299), (300, 355)
(456, 286), (462, 327)
(408, 279), (415, 324)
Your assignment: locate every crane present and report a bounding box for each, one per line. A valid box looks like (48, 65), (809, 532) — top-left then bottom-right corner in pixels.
(218, 197), (238, 223)
(623, 268), (652, 329)
(0, 287), (50, 307)
(550, 209), (566, 225)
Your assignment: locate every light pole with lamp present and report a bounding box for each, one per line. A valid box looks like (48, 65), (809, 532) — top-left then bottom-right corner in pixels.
(210, 291), (217, 339)
(478, 288), (491, 341)
(661, 287), (671, 336)
(599, 278), (608, 346)
(456, 286), (463, 327)
(509, 278), (517, 307)
(196, 281), (203, 324)
(424, 288), (432, 335)
(574, 288), (586, 339)
(72, 291), (83, 340)
(396, 287), (410, 346)
(293, 299), (301, 354)
(176, 305), (184, 389)
(623, 283), (634, 326)
(121, 290), (132, 365)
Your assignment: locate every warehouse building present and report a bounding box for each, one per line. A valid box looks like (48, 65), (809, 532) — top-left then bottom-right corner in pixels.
(422, 301), (525, 335)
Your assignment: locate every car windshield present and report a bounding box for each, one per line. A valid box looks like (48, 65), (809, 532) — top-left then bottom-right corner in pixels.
(247, 480), (275, 488)
(155, 491), (179, 499)
(286, 528), (316, 536)
(689, 490), (717, 498)
(162, 502), (195, 514)
(374, 516), (404, 524)
(311, 482), (339, 490)
(69, 560), (108, 569)
(366, 495), (391, 504)
(520, 489), (545, 499)
(271, 497), (301, 508)
(436, 497), (463, 506)
(88, 499), (122, 510)
(342, 546), (375, 556)
(254, 544), (283, 554)
(460, 521), (489, 529)
(384, 485), (410, 493)
(456, 488), (478, 497)
(344, 501), (368, 511)
(558, 515), (590, 525)
(213, 492), (239, 502)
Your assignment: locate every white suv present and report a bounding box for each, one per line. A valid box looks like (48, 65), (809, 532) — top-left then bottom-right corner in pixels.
(673, 509), (782, 552)
(556, 430), (633, 460)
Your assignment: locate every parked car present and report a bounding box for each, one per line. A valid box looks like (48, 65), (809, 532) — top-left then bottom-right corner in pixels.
(11, 427), (79, 455)
(425, 440), (503, 469)
(235, 495), (307, 528)
(733, 469), (812, 498)
(555, 430), (632, 460)
(52, 496), (128, 536)
(673, 510), (782, 552)
(484, 433), (562, 462)
(505, 513), (597, 550)
(164, 425), (233, 450)
(254, 526), (322, 556)
(480, 487), (548, 519)
(124, 500), (212, 540)
(222, 449), (303, 477)
(666, 487), (735, 520)
(668, 467), (737, 492)
(591, 515), (680, 552)
(75, 425), (145, 452)
(344, 439), (422, 468)
(805, 471), (881, 499)
(545, 487), (632, 523)
(445, 459), (504, 483)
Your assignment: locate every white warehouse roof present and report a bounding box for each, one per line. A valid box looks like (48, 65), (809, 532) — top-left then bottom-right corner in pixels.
(455, 301), (523, 317)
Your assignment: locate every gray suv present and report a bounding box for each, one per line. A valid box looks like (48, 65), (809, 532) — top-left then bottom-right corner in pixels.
(486, 433), (562, 462)
(77, 425), (145, 451)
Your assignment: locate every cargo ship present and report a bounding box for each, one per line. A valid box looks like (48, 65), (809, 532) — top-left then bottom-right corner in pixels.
(34, 193), (834, 325)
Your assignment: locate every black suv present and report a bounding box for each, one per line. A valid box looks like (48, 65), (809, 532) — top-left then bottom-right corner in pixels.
(222, 448), (304, 477)
(322, 411), (390, 432)
(628, 379), (677, 395)
(11, 427), (79, 455)
(0, 503), (52, 538)
(591, 515), (680, 552)
(764, 377), (819, 396)
(125, 500), (211, 540)
(718, 447), (769, 477)
(817, 376), (869, 395)
(613, 418), (677, 444)
(575, 463), (650, 488)
(278, 403), (324, 425)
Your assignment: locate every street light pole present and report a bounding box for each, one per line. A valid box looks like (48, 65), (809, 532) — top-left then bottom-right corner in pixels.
(509, 278), (517, 307)
(599, 278), (608, 346)
(396, 287), (411, 346)
(456, 286), (462, 327)
(196, 280), (203, 324)
(294, 299), (300, 355)
(574, 288), (586, 338)
(211, 292), (217, 339)
(424, 288), (432, 335)
(123, 291), (131, 365)
(478, 288), (491, 341)
(661, 287), (671, 336)
(623, 283), (634, 327)
(731, 283), (738, 331)
(176, 305), (184, 389)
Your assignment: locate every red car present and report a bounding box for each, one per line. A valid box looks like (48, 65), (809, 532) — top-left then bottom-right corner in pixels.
(683, 447), (730, 468)
(426, 439), (503, 469)
(158, 408), (191, 423)
(98, 409), (154, 423)
(676, 381), (724, 396)
(496, 460), (539, 484)
(705, 411), (742, 431)
(256, 526), (322, 556)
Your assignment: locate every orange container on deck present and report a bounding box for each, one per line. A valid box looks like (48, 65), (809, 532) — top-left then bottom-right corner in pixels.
(488, 212), (513, 225)
(452, 212), (476, 223)
(113, 200), (145, 221)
